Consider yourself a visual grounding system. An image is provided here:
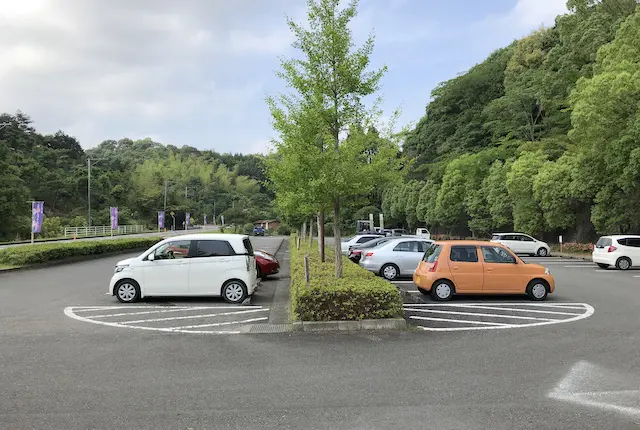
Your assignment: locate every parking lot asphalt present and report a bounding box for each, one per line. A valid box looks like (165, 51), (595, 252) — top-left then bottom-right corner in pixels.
(1, 245), (640, 429)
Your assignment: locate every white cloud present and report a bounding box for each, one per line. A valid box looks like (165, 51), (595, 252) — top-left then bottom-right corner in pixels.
(479, 0), (569, 33)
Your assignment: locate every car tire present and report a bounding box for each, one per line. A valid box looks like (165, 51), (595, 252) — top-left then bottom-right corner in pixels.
(526, 279), (548, 301)
(616, 257), (631, 271)
(115, 280), (141, 303)
(536, 247), (548, 257)
(381, 264), (400, 281)
(431, 280), (454, 301)
(596, 263), (609, 269)
(222, 280), (248, 304)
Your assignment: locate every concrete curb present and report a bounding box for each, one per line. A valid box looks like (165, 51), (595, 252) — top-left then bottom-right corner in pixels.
(244, 318), (407, 333)
(552, 252), (592, 261)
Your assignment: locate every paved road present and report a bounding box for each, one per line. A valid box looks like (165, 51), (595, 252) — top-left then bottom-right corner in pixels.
(1, 245), (639, 429)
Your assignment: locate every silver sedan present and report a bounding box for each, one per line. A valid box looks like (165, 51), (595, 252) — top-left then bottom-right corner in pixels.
(359, 237), (434, 281)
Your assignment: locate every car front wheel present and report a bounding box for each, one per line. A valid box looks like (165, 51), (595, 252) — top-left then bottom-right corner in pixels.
(526, 280), (548, 301)
(115, 280), (140, 303)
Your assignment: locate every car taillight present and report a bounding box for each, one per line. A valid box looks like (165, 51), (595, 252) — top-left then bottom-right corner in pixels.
(353, 250), (362, 255)
(607, 246), (617, 253)
(428, 260), (438, 272)
(365, 252), (374, 258)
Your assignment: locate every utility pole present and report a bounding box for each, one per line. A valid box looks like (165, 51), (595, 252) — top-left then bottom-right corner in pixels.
(87, 157), (103, 227)
(163, 180), (168, 212)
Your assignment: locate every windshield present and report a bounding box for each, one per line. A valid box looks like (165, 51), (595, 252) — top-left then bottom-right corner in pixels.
(342, 236), (354, 243)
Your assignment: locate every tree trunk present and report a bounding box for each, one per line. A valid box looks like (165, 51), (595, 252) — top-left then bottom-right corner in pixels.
(308, 218), (313, 246)
(333, 197), (342, 278)
(318, 211), (325, 262)
(301, 221), (307, 241)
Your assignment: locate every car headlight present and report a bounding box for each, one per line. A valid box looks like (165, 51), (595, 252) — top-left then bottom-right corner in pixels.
(544, 267), (550, 275)
(114, 265), (128, 273)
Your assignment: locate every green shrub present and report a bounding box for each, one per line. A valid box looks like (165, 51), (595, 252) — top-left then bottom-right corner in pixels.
(551, 242), (593, 253)
(41, 216), (64, 238)
(276, 223), (292, 236)
(290, 236), (404, 321)
(244, 223), (255, 235)
(0, 236), (164, 266)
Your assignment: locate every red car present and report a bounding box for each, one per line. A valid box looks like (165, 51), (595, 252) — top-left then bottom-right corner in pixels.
(255, 249), (280, 280)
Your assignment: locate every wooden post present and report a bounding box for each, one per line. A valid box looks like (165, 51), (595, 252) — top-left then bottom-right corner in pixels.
(301, 221), (307, 241)
(296, 235), (300, 250)
(304, 254), (310, 286)
(308, 219), (313, 246)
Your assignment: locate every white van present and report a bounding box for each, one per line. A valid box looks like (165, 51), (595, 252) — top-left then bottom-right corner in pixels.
(109, 234), (257, 304)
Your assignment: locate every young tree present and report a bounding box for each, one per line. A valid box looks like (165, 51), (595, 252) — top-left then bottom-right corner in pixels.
(268, 0), (395, 277)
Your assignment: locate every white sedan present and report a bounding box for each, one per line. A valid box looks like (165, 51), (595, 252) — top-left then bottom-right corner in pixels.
(359, 237), (434, 281)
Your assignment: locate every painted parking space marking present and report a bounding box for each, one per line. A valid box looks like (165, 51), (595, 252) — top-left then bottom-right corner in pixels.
(64, 305), (270, 334)
(403, 302), (594, 332)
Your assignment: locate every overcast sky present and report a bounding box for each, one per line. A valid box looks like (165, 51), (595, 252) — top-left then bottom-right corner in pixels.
(0, 0), (568, 154)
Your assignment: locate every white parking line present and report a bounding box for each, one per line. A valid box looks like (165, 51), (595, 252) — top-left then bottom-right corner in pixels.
(165, 316), (269, 330)
(89, 306), (224, 318)
(410, 315), (509, 327)
(442, 304), (582, 316)
(404, 308), (557, 321)
(119, 308), (269, 325)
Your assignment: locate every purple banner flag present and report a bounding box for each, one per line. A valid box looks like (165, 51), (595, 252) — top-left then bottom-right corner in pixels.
(185, 212), (191, 228)
(158, 211), (165, 229)
(32, 201), (44, 233)
(110, 207), (118, 230)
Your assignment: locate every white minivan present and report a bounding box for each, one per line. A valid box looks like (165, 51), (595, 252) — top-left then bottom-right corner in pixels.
(109, 234), (258, 304)
(592, 235), (640, 270)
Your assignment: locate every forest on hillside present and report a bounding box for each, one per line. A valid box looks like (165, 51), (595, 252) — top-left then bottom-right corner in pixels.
(382, 0), (640, 242)
(0, 112), (276, 241)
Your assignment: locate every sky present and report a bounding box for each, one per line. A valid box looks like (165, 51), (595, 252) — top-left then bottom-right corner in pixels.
(0, 0), (568, 154)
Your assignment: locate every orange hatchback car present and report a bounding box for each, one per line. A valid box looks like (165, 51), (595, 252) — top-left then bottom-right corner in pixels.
(413, 241), (555, 301)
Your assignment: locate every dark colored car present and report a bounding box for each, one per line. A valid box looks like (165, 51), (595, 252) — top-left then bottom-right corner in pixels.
(255, 249), (279, 280)
(253, 226), (265, 236)
(348, 236), (392, 263)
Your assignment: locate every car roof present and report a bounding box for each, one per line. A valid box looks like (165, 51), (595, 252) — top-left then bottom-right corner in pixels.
(163, 233), (249, 241)
(434, 240), (495, 246)
(604, 234), (640, 238)
(492, 232), (529, 235)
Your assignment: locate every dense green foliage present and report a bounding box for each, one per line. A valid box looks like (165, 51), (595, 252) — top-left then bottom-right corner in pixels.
(0, 237), (163, 266)
(0, 112), (275, 241)
(388, 1), (640, 241)
(290, 236), (404, 321)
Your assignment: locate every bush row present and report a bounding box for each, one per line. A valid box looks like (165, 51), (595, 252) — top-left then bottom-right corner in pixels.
(551, 242), (593, 253)
(290, 236), (404, 321)
(0, 237), (164, 266)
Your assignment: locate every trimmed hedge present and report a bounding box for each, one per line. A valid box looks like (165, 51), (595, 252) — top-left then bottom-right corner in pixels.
(290, 236), (404, 321)
(551, 242), (593, 254)
(0, 237), (164, 266)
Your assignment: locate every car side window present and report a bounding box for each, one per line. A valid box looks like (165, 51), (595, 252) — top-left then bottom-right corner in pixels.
(618, 238), (629, 246)
(521, 235), (534, 242)
(450, 246), (479, 263)
(481, 246), (516, 264)
(626, 238), (640, 247)
(154, 241), (191, 260)
(193, 240), (235, 258)
(356, 236), (375, 243)
(394, 241), (418, 252)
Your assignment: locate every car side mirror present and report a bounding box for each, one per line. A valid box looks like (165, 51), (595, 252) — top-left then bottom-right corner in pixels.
(148, 253), (155, 261)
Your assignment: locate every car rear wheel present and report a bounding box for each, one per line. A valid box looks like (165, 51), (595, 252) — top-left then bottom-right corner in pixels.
(222, 280), (248, 304)
(431, 280), (454, 301)
(596, 263), (609, 269)
(536, 247), (548, 257)
(115, 280), (140, 303)
(381, 264), (400, 281)
(526, 280), (548, 301)
(616, 257), (631, 271)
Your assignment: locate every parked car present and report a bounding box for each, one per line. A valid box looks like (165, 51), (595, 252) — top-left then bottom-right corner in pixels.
(415, 228), (431, 239)
(255, 249), (280, 279)
(592, 235), (640, 270)
(109, 234), (257, 304)
(347, 236), (392, 263)
(253, 226), (265, 236)
(341, 234), (385, 255)
(413, 241), (555, 301)
(359, 237), (435, 280)
(490, 232), (550, 257)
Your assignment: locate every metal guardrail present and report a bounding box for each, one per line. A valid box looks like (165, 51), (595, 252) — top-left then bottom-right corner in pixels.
(63, 225), (145, 238)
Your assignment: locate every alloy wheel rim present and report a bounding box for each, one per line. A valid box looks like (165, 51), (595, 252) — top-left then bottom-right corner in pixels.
(539, 248), (547, 256)
(225, 283), (244, 301)
(118, 283), (136, 301)
(532, 283), (546, 299)
(619, 259), (630, 270)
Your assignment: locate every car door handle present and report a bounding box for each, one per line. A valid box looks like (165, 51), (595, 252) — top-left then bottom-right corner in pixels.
(486, 268), (493, 272)
(452, 266), (460, 270)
